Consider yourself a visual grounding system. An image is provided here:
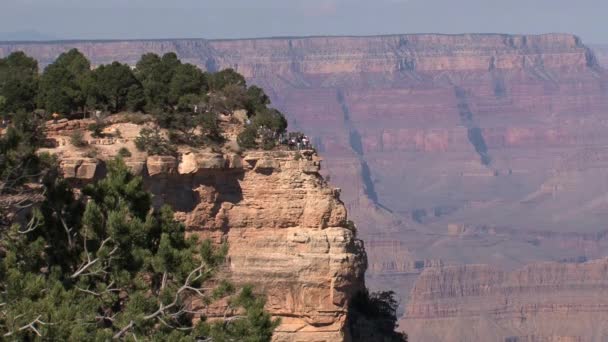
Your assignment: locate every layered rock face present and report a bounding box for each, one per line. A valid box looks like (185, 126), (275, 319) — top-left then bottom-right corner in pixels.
(43, 120), (367, 342)
(150, 151), (367, 342)
(10, 33), (608, 340)
(401, 259), (608, 342)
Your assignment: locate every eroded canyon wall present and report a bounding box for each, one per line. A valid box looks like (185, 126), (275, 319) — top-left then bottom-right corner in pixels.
(401, 259), (608, 342)
(6, 33), (608, 340)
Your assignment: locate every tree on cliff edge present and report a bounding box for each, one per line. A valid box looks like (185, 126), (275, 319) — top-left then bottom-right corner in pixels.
(348, 290), (408, 342)
(91, 62), (142, 113)
(38, 49), (92, 115)
(0, 158), (279, 340)
(0, 52), (39, 114)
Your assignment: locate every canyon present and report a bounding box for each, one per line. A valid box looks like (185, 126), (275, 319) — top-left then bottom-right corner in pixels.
(4, 33), (608, 340)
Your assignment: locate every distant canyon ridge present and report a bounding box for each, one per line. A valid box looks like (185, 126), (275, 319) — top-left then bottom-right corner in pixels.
(3, 33), (608, 341)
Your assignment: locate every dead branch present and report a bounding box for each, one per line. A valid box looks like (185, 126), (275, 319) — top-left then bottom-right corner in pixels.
(71, 238), (115, 278)
(4, 315), (49, 337)
(113, 320), (134, 339)
(18, 214), (42, 234)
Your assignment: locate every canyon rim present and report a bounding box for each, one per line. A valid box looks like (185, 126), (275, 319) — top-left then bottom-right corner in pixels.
(4, 32), (608, 340)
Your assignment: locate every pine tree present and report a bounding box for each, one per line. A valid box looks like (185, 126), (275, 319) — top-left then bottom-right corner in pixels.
(0, 52), (39, 114)
(38, 49), (91, 115)
(0, 158), (279, 340)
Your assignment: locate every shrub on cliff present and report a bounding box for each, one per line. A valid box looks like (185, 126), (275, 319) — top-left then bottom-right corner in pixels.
(348, 290), (408, 342)
(118, 147), (132, 158)
(0, 158), (279, 340)
(0, 110), (52, 194)
(69, 130), (87, 148)
(237, 126), (258, 149)
(252, 108), (288, 134)
(134, 127), (177, 156)
(87, 118), (107, 138)
(200, 111), (223, 143)
(244, 85), (271, 116)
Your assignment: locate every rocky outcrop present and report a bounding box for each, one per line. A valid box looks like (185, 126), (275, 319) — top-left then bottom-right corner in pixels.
(152, 150), (366, 341)
(401, 259), (608, 341)
(44, 121), (367, 341)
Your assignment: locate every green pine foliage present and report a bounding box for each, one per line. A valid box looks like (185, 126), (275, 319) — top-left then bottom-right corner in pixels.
(237, 126), (258, 150)
(0, 110), (52, 194)
(69, 130), (87, 148)
(90, 62), (142, 113)
(88, 118), (107, 138)
(0, 52), (39, 114)
(1, 49), (289, 151)
(134, 128), (177, 156)
(118, 147), (132, 158)
(348, 290), (408, 342)
(0, 158), (280, 340)
(38, 49), (92, 115)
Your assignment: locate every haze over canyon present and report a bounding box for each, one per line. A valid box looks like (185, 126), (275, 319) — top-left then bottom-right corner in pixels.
(4, 33), (608, 341)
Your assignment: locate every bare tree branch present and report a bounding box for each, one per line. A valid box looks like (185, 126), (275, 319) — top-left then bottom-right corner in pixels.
(113, 320), (134, 339)
(18, 214), (42, 234)
(4, 315), (50, 337)
(71, 238), (115, 278)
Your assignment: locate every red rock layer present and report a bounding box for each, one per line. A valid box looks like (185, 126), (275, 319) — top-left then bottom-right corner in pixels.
(401, 259), (608, 341)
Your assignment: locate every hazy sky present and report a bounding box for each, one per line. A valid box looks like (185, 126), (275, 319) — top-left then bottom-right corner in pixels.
(1, 0), (606, 43)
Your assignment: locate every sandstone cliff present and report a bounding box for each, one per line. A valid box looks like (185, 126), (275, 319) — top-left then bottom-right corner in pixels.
(42, 118), (367, 342)
(401, 259), (608, 341)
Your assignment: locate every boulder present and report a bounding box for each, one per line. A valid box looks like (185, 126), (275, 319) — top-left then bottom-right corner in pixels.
(146, 155), (177, 176)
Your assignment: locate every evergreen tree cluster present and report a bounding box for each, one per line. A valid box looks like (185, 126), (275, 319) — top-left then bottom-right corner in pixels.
(0, 48), (408, 341)
(0, 110), (52, 195)
(0, 158), (279, 340)
(348, 290), (409, 342)
(0, 53), (284, 336)
(0, 49), (288, 150)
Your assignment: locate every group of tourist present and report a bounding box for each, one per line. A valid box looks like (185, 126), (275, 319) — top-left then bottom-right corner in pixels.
(279, 132), (311, 150)
(254, 124), (312, 150)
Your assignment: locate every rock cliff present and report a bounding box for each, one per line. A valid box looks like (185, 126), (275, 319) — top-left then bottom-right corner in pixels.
(401, 259), (608, 341)
(42, 119), (367, 342)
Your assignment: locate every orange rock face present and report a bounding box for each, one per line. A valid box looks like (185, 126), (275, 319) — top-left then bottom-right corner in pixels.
(150, 150), (367, 342)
